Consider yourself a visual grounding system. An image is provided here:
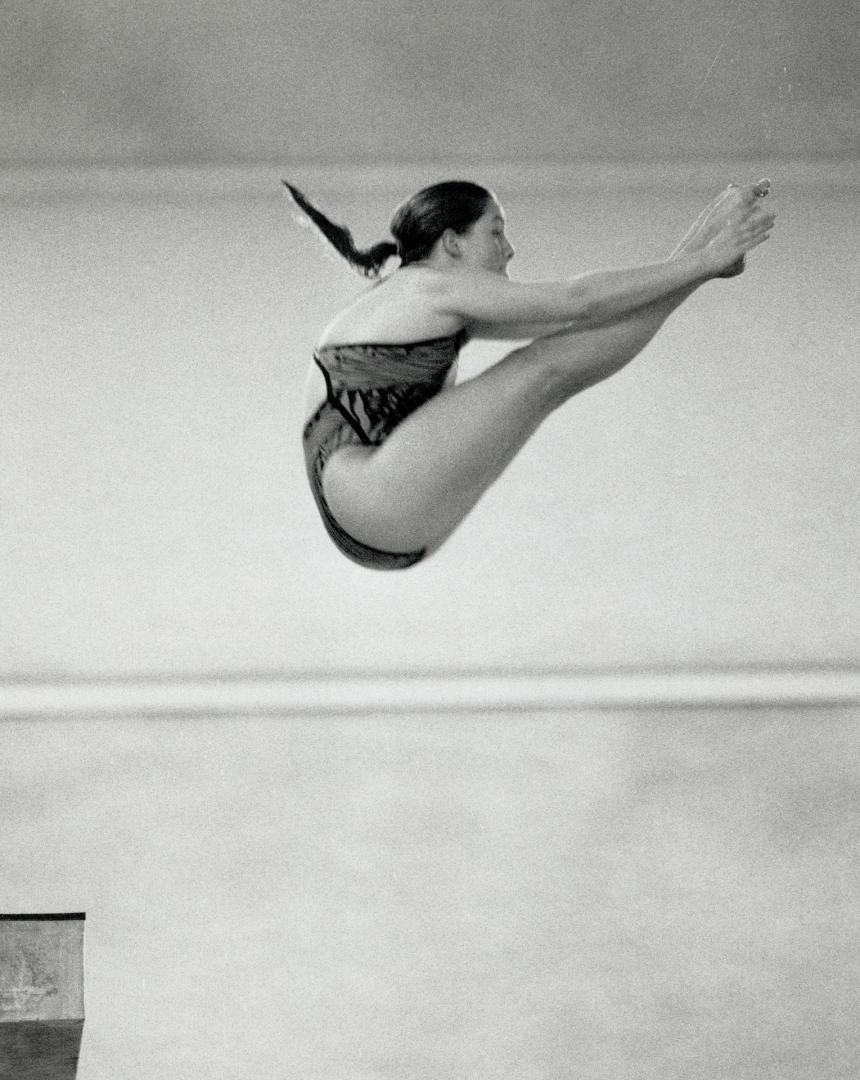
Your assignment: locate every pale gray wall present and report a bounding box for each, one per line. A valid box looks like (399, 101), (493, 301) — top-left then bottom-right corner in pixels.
(5, 709), (859, 1080)
(4, 12), (858, 1080)
(3, 163), (858, 679)
(3, 2), (857, 681)
(1, 0), (857, 164)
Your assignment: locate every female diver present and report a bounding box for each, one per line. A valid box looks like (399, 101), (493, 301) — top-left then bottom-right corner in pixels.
(288, 177), (774, 570)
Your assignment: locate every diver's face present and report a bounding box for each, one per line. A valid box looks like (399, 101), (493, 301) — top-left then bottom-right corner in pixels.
(458, 198), (515, 276)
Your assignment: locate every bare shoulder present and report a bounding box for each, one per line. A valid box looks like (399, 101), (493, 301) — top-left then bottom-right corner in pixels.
(317, 267), (463, 347)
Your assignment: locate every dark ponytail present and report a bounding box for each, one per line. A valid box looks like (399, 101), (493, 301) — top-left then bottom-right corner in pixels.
(284, 178), (493, 278)
(283, 182), (398, 278)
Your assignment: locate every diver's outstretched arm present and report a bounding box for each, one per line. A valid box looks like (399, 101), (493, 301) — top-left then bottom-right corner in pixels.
(319, 183), (775, 557)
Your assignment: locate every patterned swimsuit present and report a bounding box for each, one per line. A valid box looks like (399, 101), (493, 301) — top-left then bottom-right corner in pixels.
(302, 332), (467, 570)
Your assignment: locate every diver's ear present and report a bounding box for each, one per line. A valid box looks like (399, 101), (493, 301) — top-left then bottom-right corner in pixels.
(440, 228), (462, 258)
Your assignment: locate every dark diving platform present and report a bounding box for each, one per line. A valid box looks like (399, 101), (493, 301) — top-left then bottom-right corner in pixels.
(0, 914), (86, 1080)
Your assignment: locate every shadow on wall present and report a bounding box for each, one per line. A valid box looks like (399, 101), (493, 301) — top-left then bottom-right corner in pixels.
(0, 0), (858, 162)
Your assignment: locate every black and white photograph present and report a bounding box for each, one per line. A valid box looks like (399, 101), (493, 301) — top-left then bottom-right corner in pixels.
(2, 1), (858, 1077)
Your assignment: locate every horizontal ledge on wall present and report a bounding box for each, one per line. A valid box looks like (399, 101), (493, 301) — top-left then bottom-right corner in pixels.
(2, 669), (860, 719)
(1, 160), (858, 201)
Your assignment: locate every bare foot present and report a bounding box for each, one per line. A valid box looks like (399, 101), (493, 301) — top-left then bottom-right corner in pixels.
(717, 179), (771, 276)
(672, 179), (772, 276)
(671, 187), (736, 258)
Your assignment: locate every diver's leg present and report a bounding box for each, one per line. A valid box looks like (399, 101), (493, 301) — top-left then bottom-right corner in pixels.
(321, 284), (697, 553)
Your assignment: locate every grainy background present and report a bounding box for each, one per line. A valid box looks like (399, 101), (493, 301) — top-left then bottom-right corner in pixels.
(4, 711), (860, 1080)
(3, 166), (858, 675)
(1, 0), (857, 164)
(2, 3), (858, 1078)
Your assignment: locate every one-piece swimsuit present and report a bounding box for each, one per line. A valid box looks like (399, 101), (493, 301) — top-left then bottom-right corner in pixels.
(302, 331), (467, 570)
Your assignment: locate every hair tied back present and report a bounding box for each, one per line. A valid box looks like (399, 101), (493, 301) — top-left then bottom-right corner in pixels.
(282, 181), (398, 278)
